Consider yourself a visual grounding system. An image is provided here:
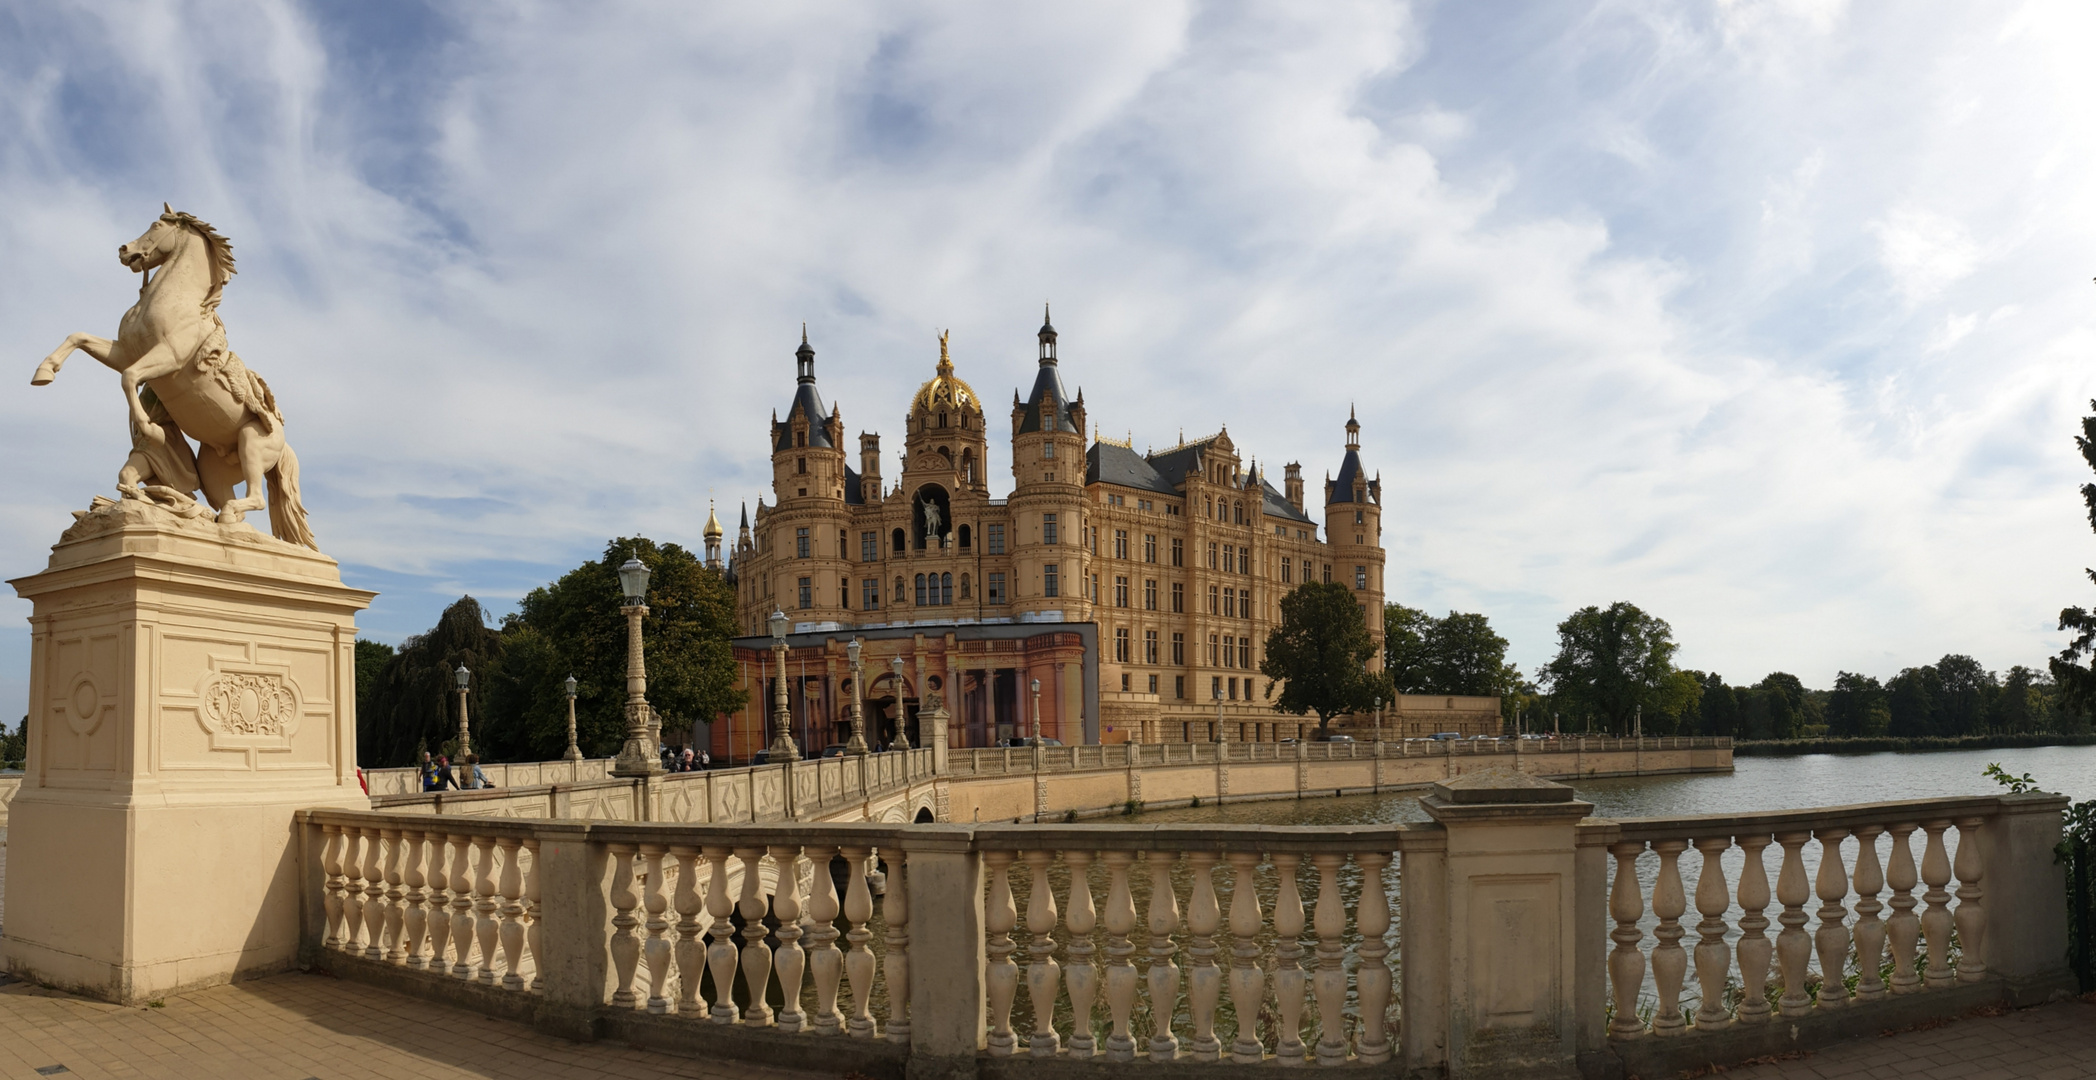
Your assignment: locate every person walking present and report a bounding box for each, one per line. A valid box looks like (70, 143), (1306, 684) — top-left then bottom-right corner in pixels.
(434, 754), (460, 790)
(464, 753), (492, 789)
(418, 750), (440, 792)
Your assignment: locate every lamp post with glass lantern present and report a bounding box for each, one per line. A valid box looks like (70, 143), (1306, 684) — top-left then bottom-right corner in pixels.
(845, 638), (870, 755)
(562, 673), (582, 761)
(767, 609), (801, 762)
(453, 663), (472, 757)
(611, 556), (665, 777)
(888, 656), (912, 751)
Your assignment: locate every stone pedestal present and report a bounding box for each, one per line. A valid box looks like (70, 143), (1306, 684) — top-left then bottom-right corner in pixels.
(4, 502), (374, 1004)
(1404, 768), (1595, 1079)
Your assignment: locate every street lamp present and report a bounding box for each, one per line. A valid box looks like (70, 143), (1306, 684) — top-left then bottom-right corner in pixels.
(1030, 677), (1042, 747)
(611, 556), (664, 777)
(562, 673), (581, 761)
(1214, 681), (1225, 744)
(767, 609), (801, 762)
(1374, 696), (1383, 746)
(845, 638), (870, 755)
(453, 663), (472, 757)
(889, 656), (912, 751)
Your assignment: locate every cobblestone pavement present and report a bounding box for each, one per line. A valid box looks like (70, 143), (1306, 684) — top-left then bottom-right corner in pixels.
(1714, 997), (2096, 1080)
(0, 971), (835, 1080)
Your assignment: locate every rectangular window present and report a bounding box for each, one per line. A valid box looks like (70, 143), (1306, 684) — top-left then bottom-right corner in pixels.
(796, 527), (810, 559)
(988, 523), (1006, 554)
(1144, 629), (1159, 664)
(1223, 586), (1235, 616)
(863, 578), (879, 609)
(1207, 585), (1219, 614)
(1207, 542), (1219, 569)
(1207, 633), (1220, 666)
(1043, 514), (1058, 546)
(1043, 442), (1055, 460)
(1222, 635), (1235, 668)
(1121, 673), (1131, 691)
(1114, 628), (1131, 663)
(988, 572), (1006, 604)
(1281, 558), (1292, 584)
(1355, 509), (1365, 524)
(840, 529), (848, 559)
(797, 576), (812, 609)
(1114, 575), (1129, 607)
(1148, 674), (1159, 694)
(1171, 538), (1183, 567)
(1223, 544), (1234, 572)
(1228, 677), (1238, 701)
(1143, 579), (1157, 610)
(1044, 564), (1059, 598)
(1171, 632), (1185, 666)
(861, 531), (878, 562)
(1238, 590), (1251, 619)
(1323, 563), (1332, 584)
(1239, 638), (1252, 668)
(1091, 573), (1101, 603)
(1175, 675), (1186, 699)
(1143, 534), (1157, 563)
(1356, 565), (1368, 590)
(1171, 582), (1184, 613)
(1114, 529), (1129, 559)
(1239, 549), (1249, 574)
(1211, 676), (1222, 700)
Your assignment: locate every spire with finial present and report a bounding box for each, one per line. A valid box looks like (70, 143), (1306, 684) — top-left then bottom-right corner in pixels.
(937, 328), (953, 376)
(1037, 303), (1058, 364)
(795, 324), (815, 382)
(1345, 404), (1361, 450)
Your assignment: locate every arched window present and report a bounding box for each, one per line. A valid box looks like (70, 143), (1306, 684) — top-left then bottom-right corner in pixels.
(958, 524), (972, 549)
(962, 448), (976, 483)
(915, 574), (927, 606)
(1233, 500), (1243, 524)
(894, 576), (906, 603)
(940, 412), (948, 428)
(892, 528), (906, 553)
(941, 572), (953, 605)
(939, 445), (952, 461)
(959, 572), (972, 599)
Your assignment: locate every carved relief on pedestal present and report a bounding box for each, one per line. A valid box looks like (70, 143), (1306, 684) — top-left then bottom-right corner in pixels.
(191, 658), (305, 753)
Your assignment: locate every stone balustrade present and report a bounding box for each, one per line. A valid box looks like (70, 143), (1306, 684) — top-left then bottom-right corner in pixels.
(297, 771), (2073, 1078)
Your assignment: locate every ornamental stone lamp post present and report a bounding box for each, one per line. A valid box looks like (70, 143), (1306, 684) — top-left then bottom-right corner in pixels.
(562, 673), (582, 761)
(1214, 684), (1225, 744)
(453, 663), (472, 757)
(844, 637), (870, 755)
(767, 608), (801, 762)
(611, 557), (665, 777)
(1031, 677), (1043, 746)
(1374, 695), (1383, 746)
(888, 655), (911, 751)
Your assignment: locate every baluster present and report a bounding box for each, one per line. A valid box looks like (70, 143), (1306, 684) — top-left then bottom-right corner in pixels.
(401, 829), (429, 968)
(736, 846), (775, 1024)
(609, 844), (642, 1008)
(473, 835), (501, 984)
(642, 845), (674, 1013)
(1851, 826), (1887, 1001)
(1885, 823), (1921, 994)
(1025, 849), (1062, 1055)
(1225, 852), (1266, 1063)
(840, 845), (876, 1037)
(1184, 851), (1222, 1062)
(382, 827), (407, 962)
(984, 850), (1019, 1055)
(1650, 839), (1688, 1035)
(1813, 828), (1851, 1010)
(803, 844), (842, 1034)
(341, 828), (368, 954)
(449, 833), (477, 979)
(426, 834), (454, 971)
(320, 824), (347, 951)
(1064, 851), (1100, 1059)
(1952, 816), (1988, 983)
(771, 843), (807, 1032)
(705, 843), (740, 1024)
(1607, 840), (1647, 1037)
(882, 849), (912, 1044)
(1919, 820), (1954, 988)
(1355, 851), (1394, 1064)
(363, 828), (389, 960)
(498, 836), (526, 990)
(1691, 836), (1732, 1030)
(524, 838), (544, 991)
(1101, 850), (1140, 1062)
(1273, 852), (1309, 1064)
(1310, 853), (1348, 1065)
(1733, 834), (1772, 1025)
(1773, 831), (1812, 1017)
(1146, 850), (1183, 1062)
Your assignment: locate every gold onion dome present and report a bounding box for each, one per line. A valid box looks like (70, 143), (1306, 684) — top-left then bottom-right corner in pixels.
(912, 330), (980, 415)
(703, 501), (724, 540)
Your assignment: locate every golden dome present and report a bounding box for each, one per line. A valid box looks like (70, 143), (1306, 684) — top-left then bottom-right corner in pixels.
(703, 501), (724, 540)
(911, 330), (981, 415)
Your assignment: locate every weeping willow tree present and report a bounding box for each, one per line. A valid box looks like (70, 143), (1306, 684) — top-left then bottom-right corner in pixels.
(357, 596), (505, 767)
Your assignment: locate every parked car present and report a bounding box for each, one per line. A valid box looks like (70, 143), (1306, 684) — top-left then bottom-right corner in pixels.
(996, 736), (1063, 747)
(1428, 732), (1463, 741)
(750, 749), (770, 766)
(819, 744), (851, 758)
(1320, 734), (1356, 744)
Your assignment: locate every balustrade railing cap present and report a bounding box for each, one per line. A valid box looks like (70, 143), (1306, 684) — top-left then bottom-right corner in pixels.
(1429, 768), (1575, 804)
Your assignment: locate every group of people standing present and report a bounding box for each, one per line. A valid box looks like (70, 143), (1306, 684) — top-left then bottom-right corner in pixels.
(662, 745), (708, 772)
(418, 750), (493, 791)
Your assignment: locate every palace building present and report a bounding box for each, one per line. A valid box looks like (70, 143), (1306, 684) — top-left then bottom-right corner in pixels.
(711, 311), (1393, 756)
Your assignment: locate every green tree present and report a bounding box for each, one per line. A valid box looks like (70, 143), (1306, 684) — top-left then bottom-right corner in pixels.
(1383, 603), (1433, 691)
(1423, 612), (1516, 697)
(1994, 665), (2043, 733)
(1758, 672), (1806, 740)
(1934, 654), (1997, 736)
(354, 639), (394, 718)
(1539, 602), (1680, 734)
(504, 537), (744, 760)
(2053, 399), (2096, 715)
(1262, 582), (1381, 736)
(358, 596), (506, 767)
(1697, 673), (1739, 737)
(1826, 672), (1885, 737)
(0, 715), (25, 767)
(1647, 669), (1704, 735)
(1887, 665), (1941, 737)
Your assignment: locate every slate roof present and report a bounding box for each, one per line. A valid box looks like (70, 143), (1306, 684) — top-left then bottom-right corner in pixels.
(844, 464), (864, 505)
(1260, 476), (1313, 524)
(1330, 447), (1365, 502)
(775, 380), (833, 451)
(1016, 363), (1079, 434)
(1085, 442), (1178, 496)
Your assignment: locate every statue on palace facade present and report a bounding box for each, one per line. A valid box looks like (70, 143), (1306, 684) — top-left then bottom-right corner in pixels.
(30, 205), (316, 548)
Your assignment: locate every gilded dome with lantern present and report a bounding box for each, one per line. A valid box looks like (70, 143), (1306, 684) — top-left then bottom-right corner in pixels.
(910, 330), (981, 419)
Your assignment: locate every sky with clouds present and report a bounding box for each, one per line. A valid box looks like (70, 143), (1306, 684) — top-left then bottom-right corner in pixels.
(3, 0), (2095, 719)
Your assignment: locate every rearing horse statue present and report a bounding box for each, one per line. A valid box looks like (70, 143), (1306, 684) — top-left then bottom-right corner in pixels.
(31, 205), (315, 549)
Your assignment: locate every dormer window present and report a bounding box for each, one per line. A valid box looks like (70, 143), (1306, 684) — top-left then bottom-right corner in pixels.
(795, 430), (806, 448)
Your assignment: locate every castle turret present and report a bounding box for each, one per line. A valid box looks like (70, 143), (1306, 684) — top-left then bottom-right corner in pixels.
(1323, 406), (1385, 659)
(1009, 304), (1089, 621)
(763, 328), (853, 630)
(704, 501), (725, 569)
